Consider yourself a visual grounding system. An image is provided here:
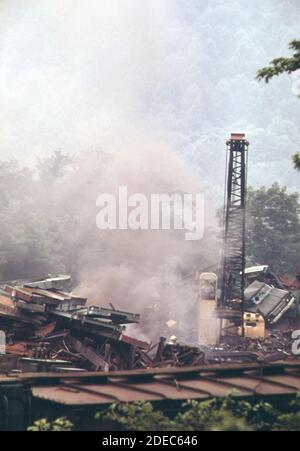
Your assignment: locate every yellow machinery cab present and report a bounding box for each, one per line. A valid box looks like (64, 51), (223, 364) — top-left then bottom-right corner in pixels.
(197, 272), (220, 346)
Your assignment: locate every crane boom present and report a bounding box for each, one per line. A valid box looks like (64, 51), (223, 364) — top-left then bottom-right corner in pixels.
(220, 134), (249, 320)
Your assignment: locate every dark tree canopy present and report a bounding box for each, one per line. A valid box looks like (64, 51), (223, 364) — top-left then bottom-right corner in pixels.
(247, 183), (300, 274)
(0, 152), (74, 282)
(294, 153), (300, 171)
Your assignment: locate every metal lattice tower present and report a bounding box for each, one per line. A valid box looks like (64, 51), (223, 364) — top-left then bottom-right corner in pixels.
(220, 133), (249, 313)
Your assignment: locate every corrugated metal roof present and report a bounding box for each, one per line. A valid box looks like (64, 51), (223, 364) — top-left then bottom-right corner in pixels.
(1, 361), (300, 406)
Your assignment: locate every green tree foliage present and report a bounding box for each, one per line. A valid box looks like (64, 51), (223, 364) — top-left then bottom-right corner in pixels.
(257, 40), (300, 170)
(96, 402), (172, 431)
(96, 394), (299, 432)
(274, 394), (300, 431)
(247, 184), (300, 273)
(257, 40), (300, 84)
(173, 397), (277, 432)
(275, 412), (300, 431)
(28, 417), (73, 432)
(174, 397), (254, 431)
(27, 394), (300, 432)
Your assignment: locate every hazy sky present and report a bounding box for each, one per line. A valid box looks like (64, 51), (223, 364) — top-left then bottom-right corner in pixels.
(0, 0), (299, 193)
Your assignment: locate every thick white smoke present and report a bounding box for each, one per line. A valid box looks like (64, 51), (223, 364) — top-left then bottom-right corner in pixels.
(56, 143), (218, 342)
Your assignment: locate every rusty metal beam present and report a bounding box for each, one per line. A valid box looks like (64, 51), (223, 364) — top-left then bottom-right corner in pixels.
(66, 336), (110, 372)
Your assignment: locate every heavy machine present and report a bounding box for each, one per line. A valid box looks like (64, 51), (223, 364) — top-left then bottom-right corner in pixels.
(197, 133), (249, 342)
(197, 133), (296, 343)
(216, 134), (295, 336)
(218, 133), (249, 336)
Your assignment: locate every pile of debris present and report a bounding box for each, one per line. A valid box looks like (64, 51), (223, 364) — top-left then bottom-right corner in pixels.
(203, 330), (297, 365)
(152, 337), (205, 367)
(1, 268), (297, 374)
(0, 275), (150, 372)
(0, 275), (206, 373)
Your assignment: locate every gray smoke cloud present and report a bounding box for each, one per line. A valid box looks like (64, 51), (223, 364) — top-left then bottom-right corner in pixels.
(56, 144), (218, 342)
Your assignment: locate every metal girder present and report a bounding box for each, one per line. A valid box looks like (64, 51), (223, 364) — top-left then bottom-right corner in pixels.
(220, 134), (249, 320)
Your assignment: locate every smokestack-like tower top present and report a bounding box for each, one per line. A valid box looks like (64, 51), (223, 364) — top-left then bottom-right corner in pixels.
(227, 133), (249, 145)
(231, 133), (245, 140)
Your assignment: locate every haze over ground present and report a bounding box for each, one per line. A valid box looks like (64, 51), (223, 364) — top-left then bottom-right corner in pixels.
(0, 0), (299, 196)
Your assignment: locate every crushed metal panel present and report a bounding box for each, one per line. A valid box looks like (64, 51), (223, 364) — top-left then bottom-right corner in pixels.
(50, 309), (123, 339)
(119, 334), (149, 349)
(31, 288), (87, 306)
(245, 280), (272, 304)
(60, 306), (140, 324)
(51, 291), (87, 306)
(23, 275), (71, 291)
(245, 265), (270, 274)
(245, 266), (284, 289)
(0, 295), (44, 325)
(245, 281), (295, 324)
(4, 284), (87, 307)
(15, 300), (47, 313)
(4, 286), (46, 304)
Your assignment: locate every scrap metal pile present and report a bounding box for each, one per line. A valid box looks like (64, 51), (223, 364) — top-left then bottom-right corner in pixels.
(202, 330), (298, 365)
(0, 275), (205, 373)
(204, 265), (300, 365)
(0, 267), (298, 374)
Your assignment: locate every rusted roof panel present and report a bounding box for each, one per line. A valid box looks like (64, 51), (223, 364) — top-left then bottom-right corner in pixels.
(13, 362), (300, 406)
